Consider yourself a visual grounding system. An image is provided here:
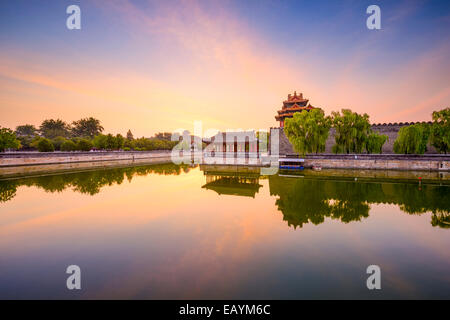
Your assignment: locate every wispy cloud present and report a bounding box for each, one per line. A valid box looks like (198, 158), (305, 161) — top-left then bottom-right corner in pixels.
(0, 0), (449, 133)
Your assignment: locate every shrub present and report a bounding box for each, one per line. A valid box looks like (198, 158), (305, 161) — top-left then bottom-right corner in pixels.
(123, 147), (131, 151)
(51, 136), (67, 151)
(17, 135), (35, 150)
(93, 134), (107, 150)
(0, 127), (21, 152)
(61, 140), (77, 151)
(76, 139), (93, 151)
(37, 138), (55, 152)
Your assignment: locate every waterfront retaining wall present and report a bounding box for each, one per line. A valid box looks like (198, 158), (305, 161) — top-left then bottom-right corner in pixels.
(0, 151), (172, 167)
(303, 158), (450, 171)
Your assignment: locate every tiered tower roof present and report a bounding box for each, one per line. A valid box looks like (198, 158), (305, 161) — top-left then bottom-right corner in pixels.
(275, 91), (318, 126)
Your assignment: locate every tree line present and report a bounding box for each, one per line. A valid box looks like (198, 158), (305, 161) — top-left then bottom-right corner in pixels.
(0, 117), (178, 152)
(284, 107), (449, 155)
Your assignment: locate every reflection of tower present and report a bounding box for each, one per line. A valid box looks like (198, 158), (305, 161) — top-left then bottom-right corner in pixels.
(200, 164), (262, 198)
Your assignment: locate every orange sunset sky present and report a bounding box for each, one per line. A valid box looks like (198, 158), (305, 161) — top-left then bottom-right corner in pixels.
(1, 0), (450, 137)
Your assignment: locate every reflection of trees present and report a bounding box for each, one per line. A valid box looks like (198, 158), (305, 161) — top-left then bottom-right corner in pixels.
(0, 163), (193, 201)
(431, 212), (450, 229)
(269, 175), (450, 229)
(0, 182), (17, 202)
(271, 178), (370, 228)
(274, 179), (332, 228)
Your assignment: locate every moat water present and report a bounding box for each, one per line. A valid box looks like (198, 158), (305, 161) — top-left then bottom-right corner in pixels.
(0, 163), (449, 299)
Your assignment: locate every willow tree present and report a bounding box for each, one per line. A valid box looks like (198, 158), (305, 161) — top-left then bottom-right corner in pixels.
(393, 123), (430, 154)
(331, 109), (371, 154)
(366, 132), (388, 154)
(430, 107), (449, 154)
(284, 109), (331, 156)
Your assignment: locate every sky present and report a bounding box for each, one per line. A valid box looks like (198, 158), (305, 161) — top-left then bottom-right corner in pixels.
(1, 0), (450, 137)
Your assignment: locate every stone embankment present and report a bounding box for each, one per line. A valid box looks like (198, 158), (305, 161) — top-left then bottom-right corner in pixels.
(0, 151), (172, 167)
(297, 154), (449, 172)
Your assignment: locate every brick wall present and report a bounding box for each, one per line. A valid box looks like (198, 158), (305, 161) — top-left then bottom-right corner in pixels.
(272, 122), (438, 155)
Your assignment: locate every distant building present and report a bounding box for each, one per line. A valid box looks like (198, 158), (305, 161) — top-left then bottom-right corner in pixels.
(275, 91), (319, 127)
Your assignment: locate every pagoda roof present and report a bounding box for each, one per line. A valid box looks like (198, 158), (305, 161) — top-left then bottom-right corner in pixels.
(277, 104), (316, 114)
(275, 91), (321, 123)
(283, 91), (309, 104)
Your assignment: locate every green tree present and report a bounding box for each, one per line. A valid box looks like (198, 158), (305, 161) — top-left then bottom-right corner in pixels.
(126, 129), (134, 140)
(124, 139), (134, 149)
(76, 139), (93, 151)
(105, 134), (116, 150)
(15, 125), (38, 150)
(331, 109), (371, 154)
(393, 123), (430, 154)
(30, 136), (43, 149)
(429, 107), (450, 154)
(284, 109), (331, 155)
(15, 124), (37, 136)
(115, 134), (125, 150)
(61, 140), (77, 151)
(93, 134), (108, 149)
(37, 138), (55, 152)
(51, 136), (67, 151)
(39, 119), (71, 139)
(71, 117), (104, 138)
(17, 135), (34, 150)
(0, 127), (21, 152)
(154, 132), (172, 141)
(366, 132), (388, 154)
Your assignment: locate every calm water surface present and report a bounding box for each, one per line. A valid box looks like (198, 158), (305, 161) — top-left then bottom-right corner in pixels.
(0, 163), (449, 299)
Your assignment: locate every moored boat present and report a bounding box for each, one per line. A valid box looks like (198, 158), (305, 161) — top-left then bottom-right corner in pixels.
(279, 158), (305, 170)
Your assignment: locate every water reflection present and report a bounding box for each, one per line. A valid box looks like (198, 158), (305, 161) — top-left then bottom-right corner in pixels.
(1, 164), (449, 229)
(269, 175), (450, 229)
(200, 164), (262, 198)
(197, 165), (449, 229)
(0, 163), (194, 201)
